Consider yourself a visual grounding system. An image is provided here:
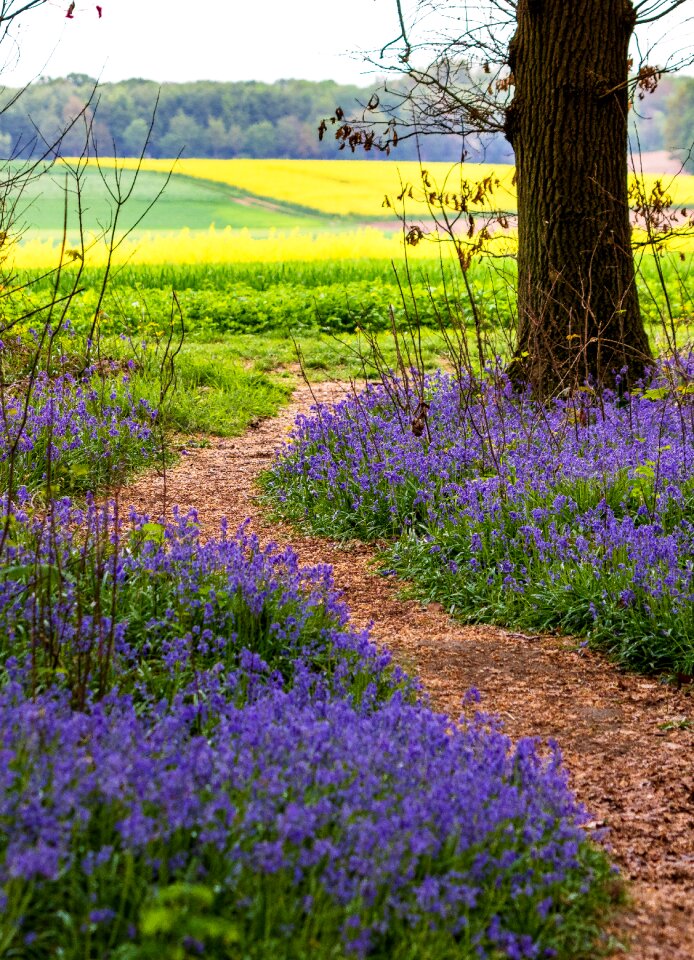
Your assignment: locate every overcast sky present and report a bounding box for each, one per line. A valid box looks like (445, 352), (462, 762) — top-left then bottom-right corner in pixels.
(1, 0), (405, 87)
(2, 0), (693, 88)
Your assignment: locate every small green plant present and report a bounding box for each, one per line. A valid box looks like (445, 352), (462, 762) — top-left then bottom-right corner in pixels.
(134, 884), (242, 960)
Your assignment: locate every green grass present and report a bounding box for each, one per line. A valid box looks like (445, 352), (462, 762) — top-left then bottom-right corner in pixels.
(115, 338), (295, 437)
(159, 350), (293, 437)
(13, 166), (336, 233)
(109, 329), (449, 440)
(192, 329), (447, 379)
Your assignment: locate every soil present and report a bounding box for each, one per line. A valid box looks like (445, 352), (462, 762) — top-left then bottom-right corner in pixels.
(123, 381), (694, 960)
(231, 194), (295, 213)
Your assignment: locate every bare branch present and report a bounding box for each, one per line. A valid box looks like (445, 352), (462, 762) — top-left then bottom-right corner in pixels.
(0, 0), (49, 53)
(0, 0), (48, 24)
(380, 0), (412, 61)
(634, 0), (692, 24)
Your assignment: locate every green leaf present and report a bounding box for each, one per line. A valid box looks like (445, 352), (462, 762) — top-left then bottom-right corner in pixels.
(140, 522), (166, 545)
(139, 906), (175, 937)
(153, 883), (215, 909)
(643, 386), (669, 401)
(2, 563), (60, 586)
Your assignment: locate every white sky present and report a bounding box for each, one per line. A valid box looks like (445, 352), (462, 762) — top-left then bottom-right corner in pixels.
(1, 0), (693, 88)
(1, 0), (404, 87)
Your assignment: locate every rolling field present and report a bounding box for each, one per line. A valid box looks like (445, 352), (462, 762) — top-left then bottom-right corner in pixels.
(12, 165), (338, 232)
(89, 157), (519, 217)
(81, 157), (694, 217)
(11, 157), (694, 268)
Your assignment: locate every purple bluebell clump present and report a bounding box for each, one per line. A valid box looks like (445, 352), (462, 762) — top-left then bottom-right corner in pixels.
(0, 677), (607, 959)
(0, 498), (614, 958)
(0, 350), (158, 496)
(0, 341), (615, 958)
(267, 357), (694, 673)
(0, 498), (399, 706)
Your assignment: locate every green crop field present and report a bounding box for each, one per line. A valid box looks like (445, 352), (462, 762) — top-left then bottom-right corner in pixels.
(13, 165), (341, 233)
(15, 253), (694, 347)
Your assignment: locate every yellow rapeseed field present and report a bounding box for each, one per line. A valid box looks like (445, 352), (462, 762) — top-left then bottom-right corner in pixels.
(13, 222), (694, 270)
(12, 226), (486, 269)
(86, 157), (694, 218)
(11, 158), (694, 267)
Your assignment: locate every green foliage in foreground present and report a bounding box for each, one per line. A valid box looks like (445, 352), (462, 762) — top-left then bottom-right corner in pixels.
(14, 252), (694, 348)
(121, 338), (293, 437)
(23, 273), (509, 339)
(99, 847), (619, 960)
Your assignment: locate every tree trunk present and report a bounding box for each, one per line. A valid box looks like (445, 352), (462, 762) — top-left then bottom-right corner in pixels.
(505, 0), (652, 396)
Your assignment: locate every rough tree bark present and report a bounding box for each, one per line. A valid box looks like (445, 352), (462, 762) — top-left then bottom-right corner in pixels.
(505, 0), (652, 395)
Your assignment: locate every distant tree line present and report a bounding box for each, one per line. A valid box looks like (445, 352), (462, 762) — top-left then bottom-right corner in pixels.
(0, 74), (481, 161)
(658, 76), (694, 172)
(0, 73), (688, 163)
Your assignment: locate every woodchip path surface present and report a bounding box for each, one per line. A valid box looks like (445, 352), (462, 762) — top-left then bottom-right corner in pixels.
(123, 381), (694, 960)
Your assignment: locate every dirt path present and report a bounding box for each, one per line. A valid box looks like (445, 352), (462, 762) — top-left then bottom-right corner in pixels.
(124, 382), (694, 960)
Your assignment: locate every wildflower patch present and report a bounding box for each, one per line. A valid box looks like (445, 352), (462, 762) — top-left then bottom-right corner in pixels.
(267, 360), (694, 675)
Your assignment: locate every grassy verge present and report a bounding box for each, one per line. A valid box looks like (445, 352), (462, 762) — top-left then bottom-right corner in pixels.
(121, 338), (294, 437)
